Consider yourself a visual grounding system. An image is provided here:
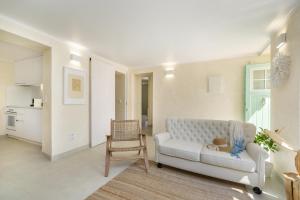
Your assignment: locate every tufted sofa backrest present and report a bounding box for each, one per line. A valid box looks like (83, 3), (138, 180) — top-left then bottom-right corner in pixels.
(166, 118), (257, 145)
(166, 118), (230, 144)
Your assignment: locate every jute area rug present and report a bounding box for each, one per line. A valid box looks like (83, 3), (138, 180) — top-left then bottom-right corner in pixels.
(87, 160), (251, 200)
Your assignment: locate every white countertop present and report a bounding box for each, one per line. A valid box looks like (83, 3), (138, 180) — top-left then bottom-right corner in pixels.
(6, 105), (43, 110)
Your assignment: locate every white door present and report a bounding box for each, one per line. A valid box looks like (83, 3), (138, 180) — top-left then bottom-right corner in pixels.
(90, 57), (115, 147)
(115, 72), (126, 120)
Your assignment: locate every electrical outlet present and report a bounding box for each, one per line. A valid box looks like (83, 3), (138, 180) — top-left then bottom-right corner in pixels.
(69, 133), (76, 141)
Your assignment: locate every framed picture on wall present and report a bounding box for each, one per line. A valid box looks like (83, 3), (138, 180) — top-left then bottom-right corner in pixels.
(64, 67), (86, 104)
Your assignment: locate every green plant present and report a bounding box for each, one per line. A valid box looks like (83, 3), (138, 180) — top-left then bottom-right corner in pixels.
(254, 128), (279, 152)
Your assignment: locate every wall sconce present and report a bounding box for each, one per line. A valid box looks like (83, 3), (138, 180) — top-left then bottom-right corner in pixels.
(164, 67), (175, 78)
(276, 33), (287, 49)
(70, 53), (81, 66)
(165, 72), (175, 78)
(162, 62), (176, 78)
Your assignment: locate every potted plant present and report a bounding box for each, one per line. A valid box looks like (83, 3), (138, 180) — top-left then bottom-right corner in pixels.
(254, 128), (280, 177)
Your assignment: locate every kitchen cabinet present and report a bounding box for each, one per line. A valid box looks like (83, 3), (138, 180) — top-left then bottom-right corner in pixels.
(6, 107), (42, 143)
(15, 56), (43, 86)
(23, 108), (42, 143)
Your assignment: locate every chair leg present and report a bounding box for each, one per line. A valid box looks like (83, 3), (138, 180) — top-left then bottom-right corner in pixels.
(143, 147), (149, 172)
(104, 154), (110, 177)
(141, 134), (149, 172)
(138, 137), (142, 155)
(104, 143), (111, 177)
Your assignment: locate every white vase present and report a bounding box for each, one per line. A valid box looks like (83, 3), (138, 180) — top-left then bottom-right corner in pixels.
(265, 161), (273, 178)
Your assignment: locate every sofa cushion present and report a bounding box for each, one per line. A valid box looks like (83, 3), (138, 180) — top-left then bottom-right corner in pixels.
(201, 147), (256, 172)
(159, 139), (203, 161)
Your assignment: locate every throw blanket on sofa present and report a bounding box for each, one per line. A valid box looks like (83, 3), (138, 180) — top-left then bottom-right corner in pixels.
(229, 121), (245, 158)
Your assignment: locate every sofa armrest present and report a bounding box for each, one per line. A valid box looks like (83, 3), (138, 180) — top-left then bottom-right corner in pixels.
(154, 132), (171, 145)
(246, 143), (268, 187)
(154, 132), (171, 162)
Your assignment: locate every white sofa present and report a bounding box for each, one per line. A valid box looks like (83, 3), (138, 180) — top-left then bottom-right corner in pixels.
(154, 118), (268, 194)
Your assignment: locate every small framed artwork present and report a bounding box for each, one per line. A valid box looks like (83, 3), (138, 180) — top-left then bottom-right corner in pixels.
(208, 75), (224, 94)
(64, 67), (87, 104)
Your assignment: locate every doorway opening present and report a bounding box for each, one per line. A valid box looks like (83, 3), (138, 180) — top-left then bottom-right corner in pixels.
(244, 63), (271, 130)
(115, 71), (126, 120)
(135, 73), (153, 135)
(0, 29), (51, 154)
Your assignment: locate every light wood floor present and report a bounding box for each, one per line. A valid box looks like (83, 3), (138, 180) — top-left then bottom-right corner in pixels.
(88, 160), (251, 200)
(0, 135), (285, 200)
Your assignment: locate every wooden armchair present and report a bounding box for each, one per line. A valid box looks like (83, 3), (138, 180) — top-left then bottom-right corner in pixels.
(104, 119), (149, 177)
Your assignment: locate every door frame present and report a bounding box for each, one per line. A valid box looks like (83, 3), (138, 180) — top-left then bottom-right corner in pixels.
(134, 72), (153, 132)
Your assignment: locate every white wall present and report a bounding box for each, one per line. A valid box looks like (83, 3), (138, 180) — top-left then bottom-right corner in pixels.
(0, 60), (14, 135)
(271, 7), (300, 175)
(91, 56), (128, 146)
(50, 44), (90, 156)
(0, 15), (128, 158)
(129, 55), (270, 134)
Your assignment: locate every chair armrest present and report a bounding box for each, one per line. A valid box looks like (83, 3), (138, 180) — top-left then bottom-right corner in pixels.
(154, 132), (171, 146)
(246, 143), (268, 187)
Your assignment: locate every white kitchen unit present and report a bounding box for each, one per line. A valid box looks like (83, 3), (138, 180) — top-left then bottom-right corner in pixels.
(15, 56), (43, 86)
(5, 107), (42, 143)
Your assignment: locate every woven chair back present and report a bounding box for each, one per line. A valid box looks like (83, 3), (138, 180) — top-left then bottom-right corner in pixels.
(111, 120), (140, 141)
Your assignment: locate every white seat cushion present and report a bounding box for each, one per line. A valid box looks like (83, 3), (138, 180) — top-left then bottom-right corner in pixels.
(201, 147), (256, 172)
(159, 139), (202, 161)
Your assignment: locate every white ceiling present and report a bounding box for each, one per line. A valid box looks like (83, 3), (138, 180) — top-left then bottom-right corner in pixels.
(0, 0), (298, 67)
(0, 41), (42, 62)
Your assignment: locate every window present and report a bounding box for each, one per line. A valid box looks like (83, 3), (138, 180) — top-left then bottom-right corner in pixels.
(251, 69), (270, 90)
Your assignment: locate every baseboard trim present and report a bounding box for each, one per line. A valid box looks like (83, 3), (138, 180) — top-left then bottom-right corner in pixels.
(43, 152), (52, 161)
(7, 135), (42, 146)
(51, 144), (89, 161)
